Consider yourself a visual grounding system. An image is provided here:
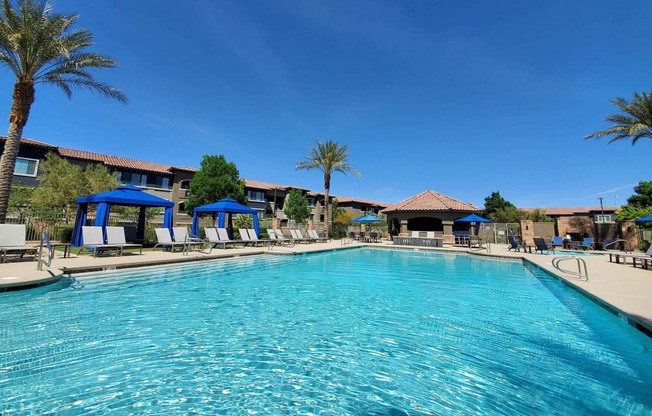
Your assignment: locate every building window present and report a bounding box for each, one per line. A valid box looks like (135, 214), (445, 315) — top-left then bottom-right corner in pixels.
(247, 190), (266, 201)
(117, 171), (146, 187)
(307, 197), (316, 207)
(116, 171), (172, 189)
(595, 214), (615, 223)
(180, 180), (190, 190)
(14, 157), (38, 177)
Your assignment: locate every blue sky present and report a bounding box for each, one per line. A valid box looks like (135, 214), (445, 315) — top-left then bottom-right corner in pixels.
(1, 0), (650, 208)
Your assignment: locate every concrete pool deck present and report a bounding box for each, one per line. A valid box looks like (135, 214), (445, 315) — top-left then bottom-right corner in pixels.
(1, 240), (651, 334)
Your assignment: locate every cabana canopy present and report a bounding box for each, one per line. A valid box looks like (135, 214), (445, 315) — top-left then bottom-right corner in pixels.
(191, 198), (259, 238)
(71, 185), (175, 247)
(350, 214), (383, 223)
(455, 214), (493, 223)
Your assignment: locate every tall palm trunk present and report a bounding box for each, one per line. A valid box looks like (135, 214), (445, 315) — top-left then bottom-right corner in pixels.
(323, 172), (331, 235)
(0, 79), (35, 223)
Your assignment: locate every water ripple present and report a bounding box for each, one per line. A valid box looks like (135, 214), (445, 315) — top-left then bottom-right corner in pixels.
(0, 248), (650, 415)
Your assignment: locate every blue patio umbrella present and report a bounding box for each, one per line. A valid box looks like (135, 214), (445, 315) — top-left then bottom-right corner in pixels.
(350, 214), (383, 223)
(634, 215), (652, 222)
(454, 214), (493, 223)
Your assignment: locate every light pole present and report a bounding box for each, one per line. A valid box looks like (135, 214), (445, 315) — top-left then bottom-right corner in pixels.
(612, 194), (618, 208)
(598, 196), (604, 216)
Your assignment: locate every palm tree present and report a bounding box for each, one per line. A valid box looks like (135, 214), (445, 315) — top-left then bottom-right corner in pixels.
(0, 0), (127, 223)
(296, 140), (360, 235)
(585, 90), (652, 145)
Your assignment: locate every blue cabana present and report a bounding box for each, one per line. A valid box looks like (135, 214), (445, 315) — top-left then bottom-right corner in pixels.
(71, 185), (175, 247)
(191, 198), (259, 238)
(454, 214), (493, 223)
(350, 214), (383, 223)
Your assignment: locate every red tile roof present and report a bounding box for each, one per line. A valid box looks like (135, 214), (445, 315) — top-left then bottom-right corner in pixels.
(58, 147), (184, 175)
(335, 196), (388, 208)
(1, 136), (56, 149)
(382, 190), (480, 213)
(244, 179), (287, 191)
(520, 207), (617, 216)
(6, 136), (199, 175)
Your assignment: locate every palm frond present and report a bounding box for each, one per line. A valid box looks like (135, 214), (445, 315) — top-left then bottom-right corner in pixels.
(296, 140), (361, 178)
(0, 0), (125, 103)
(586, 90), (652, 145)
(39, 75), (127, 102)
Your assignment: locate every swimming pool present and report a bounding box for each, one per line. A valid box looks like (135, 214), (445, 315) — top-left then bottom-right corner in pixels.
(1, 248), (650, 415)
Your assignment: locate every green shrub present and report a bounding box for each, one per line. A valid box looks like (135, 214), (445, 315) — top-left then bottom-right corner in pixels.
(330, 223), (347, 239)
(641, 239), (651, 252)
(55, 225), (74, 243)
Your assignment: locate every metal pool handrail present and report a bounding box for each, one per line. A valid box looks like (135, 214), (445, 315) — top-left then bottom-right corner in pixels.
(184, 234), (213, 256)
(603, 239), (631, 253)
(552, 256), (589, 281)
(36, 232), (53, 271)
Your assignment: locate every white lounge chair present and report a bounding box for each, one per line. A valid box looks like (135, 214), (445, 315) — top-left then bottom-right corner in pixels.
(173, 227), (203, 248)
(78, 226), (122, 257)
(153, 228), (186, 252)
(426, 231), (435, 238)
(290, 229), (312, 243)
(269, 229), (294, 246)
(613, 245), (652, 269)
(0, 224), (36, 263)
(411, 231), (420, 238)
(106, 226), (143, 254)
(238, 228), (255, 246)
(247, 229), (271, 247)
(308, 229), (329, 242)
(205, 227), (221, 246)
(216, 228), (240, 249)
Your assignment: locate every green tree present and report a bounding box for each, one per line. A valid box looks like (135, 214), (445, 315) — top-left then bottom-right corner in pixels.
(186, 155), (246, 214)
(626, 180), (652, 207)
(585, 90), (652, 145)
(487, 206), (527, 223)
(527, 208), (553, 222)
(8, 182), (33, 216)
(295, 140), (360, 235)
(0, 0), (126, 223)
(615, 204), (652, 221)
(483, 191), (515, 217)
(31, 152), (118, 220)
(284, 189), (310, 226)
(233, 213), (253, 229)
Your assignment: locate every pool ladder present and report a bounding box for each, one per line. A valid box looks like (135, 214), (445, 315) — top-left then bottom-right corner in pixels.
(183, 235), (213, 256)
(552, 256), (589, 281)
(36, 232), (53, 271)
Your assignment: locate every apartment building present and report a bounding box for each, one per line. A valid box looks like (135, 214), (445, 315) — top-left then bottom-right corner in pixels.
(1, 137), (388, 226)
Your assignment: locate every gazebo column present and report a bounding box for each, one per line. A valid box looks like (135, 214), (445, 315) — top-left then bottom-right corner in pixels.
(400, 219), (408, 235)
(442, 220), (455, 245)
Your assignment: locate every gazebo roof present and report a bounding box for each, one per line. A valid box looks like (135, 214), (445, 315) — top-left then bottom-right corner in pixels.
(382, 190), (480, 213)
(76, 185), (174, 207)
(194, 198), (257, 214)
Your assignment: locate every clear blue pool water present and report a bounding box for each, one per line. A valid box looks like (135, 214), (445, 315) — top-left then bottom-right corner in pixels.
(1, 248), (650, 415)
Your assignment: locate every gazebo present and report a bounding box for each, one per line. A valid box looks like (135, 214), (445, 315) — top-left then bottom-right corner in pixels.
(382, 190), (482, 244)
(191, 198), (259, 239)
(71, 185), (175, 247)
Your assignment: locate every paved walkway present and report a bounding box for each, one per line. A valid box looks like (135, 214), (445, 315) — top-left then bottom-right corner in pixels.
(1, 240), (651, 334)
